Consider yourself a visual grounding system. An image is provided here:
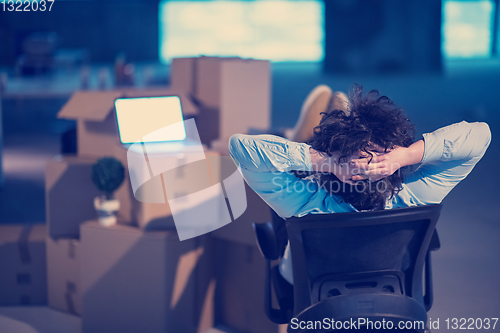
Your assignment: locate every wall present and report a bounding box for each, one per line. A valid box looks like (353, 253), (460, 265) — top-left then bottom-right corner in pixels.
(323, 0), (442, 74)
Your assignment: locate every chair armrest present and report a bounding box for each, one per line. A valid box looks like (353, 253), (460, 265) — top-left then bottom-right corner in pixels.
(253, 223), (293, 324)
(253, 222), (280, 261)
(429, 229), (440, 251)
(424, 251), (434, 311)
(424, 229), (439, 311)
(265, 262), (293, 324)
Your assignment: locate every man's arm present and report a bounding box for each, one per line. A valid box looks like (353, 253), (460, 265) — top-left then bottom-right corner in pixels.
(228, 134), (355, 218)
(229, 134), (313, 173)
(404, 121), (491, 205)
(353, 121), (491, 205)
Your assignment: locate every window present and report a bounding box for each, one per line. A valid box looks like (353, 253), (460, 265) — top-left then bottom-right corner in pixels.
(442, 0), (497, 58)
(159, 0), (324, 63)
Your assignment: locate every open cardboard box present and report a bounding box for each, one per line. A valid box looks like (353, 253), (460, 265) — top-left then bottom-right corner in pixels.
(53, 88), (200, 231)
(57, 88), (198, 157)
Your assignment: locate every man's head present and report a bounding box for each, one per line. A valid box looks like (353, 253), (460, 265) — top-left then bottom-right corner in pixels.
(301, 85), (415, 211)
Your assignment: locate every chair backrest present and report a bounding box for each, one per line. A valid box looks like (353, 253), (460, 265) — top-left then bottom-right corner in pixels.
(286, 204), (442, 316)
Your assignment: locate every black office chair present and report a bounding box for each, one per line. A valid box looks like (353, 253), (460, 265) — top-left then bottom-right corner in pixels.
(253, 204), (442, 333)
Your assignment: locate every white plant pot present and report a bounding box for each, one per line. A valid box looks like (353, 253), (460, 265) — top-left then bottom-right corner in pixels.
(94, 196), (120, 227)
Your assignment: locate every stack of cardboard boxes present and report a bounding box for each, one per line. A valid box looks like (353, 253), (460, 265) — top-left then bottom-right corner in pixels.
(79, 221), (214, 333)
(45, 88), (196, 316)
(45, 156), (97, 315)
(43, 56), (275, 333)
(0, 224), (47, 306)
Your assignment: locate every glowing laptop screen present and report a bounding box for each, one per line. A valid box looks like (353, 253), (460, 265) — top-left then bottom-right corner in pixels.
(115, 96), (187, 144)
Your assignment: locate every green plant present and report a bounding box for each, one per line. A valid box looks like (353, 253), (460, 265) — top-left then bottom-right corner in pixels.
(92, 157), (125, 200)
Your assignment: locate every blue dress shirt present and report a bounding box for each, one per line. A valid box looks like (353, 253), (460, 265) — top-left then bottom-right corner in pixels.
(228, 121), (491, 284)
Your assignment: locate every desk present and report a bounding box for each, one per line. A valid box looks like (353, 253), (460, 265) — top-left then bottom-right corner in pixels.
(0, 63), (168, 188)
(0, 76), (76, 187)
(0, 69), (84, 187)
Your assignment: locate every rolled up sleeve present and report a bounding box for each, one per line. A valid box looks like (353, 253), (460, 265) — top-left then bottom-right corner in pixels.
(228, 134), (352, 219)
(395, 121), (491, 206)
(421, 121), (491, 164)
(228, 134), (313, 173)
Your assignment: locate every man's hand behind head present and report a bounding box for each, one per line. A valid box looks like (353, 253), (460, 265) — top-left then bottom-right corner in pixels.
(350, 141), (425, 182)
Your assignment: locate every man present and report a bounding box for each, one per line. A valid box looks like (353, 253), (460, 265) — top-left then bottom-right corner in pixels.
(228, 85), (491, 284)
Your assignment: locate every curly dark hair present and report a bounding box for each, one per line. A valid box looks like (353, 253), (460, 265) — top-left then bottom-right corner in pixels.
(294, 85), (415, 211)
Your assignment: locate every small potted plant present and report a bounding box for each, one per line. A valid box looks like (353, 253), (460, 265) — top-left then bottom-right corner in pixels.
(92, 157), (125, 226)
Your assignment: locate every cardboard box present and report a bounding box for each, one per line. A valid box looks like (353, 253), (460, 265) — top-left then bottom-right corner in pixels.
(57, 89), (198, 157)
(80, 221), (213, 333)
(0, 224), (47, 306)
(213, 239), (279, 333)
(170, 56), (271, 143)
(46, 155), (134, 238)
(210, 182), (272, 246)
(190, 139), (272, 245)
(170, 57), (197, 95)
(114, 146), (231, 233)
(46, 236), (81, 315)
(45, 150), (226, 234)
(195, 56), (227, 109)
(170, 57), (219, 145)
(218, 59), (270, 139)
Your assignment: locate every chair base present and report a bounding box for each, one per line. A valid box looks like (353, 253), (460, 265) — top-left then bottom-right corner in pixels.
(288, 294), (428, 333)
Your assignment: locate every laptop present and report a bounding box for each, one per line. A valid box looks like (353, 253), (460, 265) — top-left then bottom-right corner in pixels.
(114, 95), (200, 154)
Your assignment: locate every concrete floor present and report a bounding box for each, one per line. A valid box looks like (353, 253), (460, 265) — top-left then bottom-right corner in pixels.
(0, 61), (499, 332)
(0, 307), (80, 333)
